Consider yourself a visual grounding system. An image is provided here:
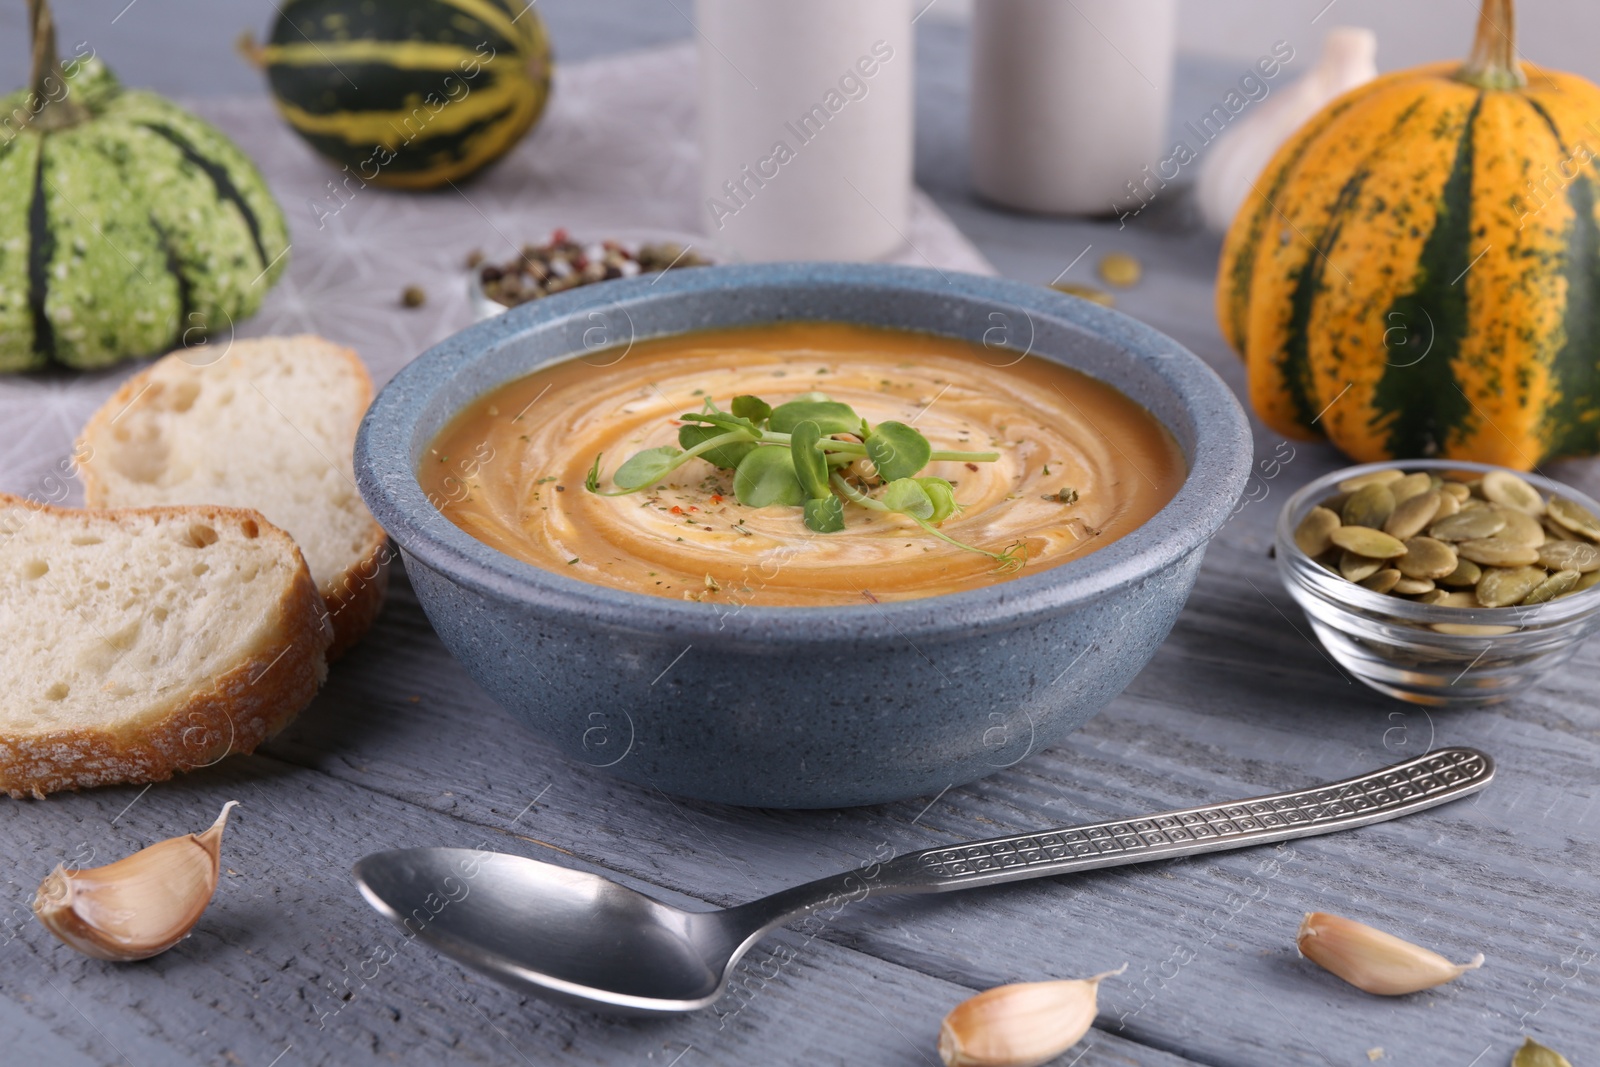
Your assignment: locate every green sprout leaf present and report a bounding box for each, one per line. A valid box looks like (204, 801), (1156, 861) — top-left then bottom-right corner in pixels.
(731, 394), (772, 424)
(769, 398), (861, 436)
(733, 446), (806, 507)
(583, 393), (1020, 571)
(803, 494), (846, 532)
(612, 446), (683, 490)
(789, 419), (831, 499)
(678, 423), (755, 469)
(679, 410), (762, 438)
(917, 477), (959, 523)
(882, 477), (935, 520)
(865, 421), (933, 482)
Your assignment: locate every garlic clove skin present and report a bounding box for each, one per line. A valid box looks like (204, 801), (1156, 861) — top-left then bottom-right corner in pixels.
(34, 801), (238, 962)
(1513, 1037), (1573, 1067)
(937, 965), (1125, 1067)
(1195, 26), (1379, 232)
(1297, 912), (1483, 996)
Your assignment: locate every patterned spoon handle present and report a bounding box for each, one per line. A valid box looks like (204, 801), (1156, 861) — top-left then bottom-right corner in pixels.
(890, 746), (1494, 892)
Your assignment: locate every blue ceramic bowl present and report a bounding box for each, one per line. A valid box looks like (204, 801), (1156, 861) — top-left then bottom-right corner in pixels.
(355, 264), (1250, 808)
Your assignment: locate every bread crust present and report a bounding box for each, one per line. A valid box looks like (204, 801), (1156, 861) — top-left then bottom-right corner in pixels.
(0, 497), (332, 799)
(322, 527), (391, 661)
(76, 334), (389, 656)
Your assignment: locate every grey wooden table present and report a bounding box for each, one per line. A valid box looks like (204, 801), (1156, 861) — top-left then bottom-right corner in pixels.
(3, 6), (1597, 1066)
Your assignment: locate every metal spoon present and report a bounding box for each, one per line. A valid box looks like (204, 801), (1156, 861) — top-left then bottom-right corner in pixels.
(354, 746), (1492, 1016)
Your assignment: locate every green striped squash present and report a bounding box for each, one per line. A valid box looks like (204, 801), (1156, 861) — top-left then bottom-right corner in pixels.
(0, 57), (289, 372)
(258, 0), (553, 190)
(1218, 0), (1600, 471)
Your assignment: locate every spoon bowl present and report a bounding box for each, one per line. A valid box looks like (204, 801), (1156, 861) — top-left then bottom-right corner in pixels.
(355, 747), (1494, 1016)
(355, 848), (743, 1014)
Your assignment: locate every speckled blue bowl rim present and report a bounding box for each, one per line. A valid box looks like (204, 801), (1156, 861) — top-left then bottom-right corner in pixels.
(356, 263), (1252, 642)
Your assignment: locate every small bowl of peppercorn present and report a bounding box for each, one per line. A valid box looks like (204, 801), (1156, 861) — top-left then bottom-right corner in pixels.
(1276, 459), (1600, 706)
(468, 228), (725, 320)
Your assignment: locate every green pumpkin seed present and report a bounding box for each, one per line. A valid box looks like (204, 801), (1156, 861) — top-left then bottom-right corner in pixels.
(1392, 575), (1435, 594)
(1339, 549), (1386, 582)
(1489, 506), (1545, 548)
(1548, 496), (1600, 541)
(1432, 621), (1517, 636)
(1337, 468), (1406, 493)
(1317, 467), (1600, 625)
(1330, 526), (1406, 559)
(1395, 536), (1457, 579)
(1429, 588), (1516, 632)
(1293, 506), (1341, 557)
(1521, 569), (1581, 605)
(1456, 538), (1542, 567)
(1384, 490), (1441, 540)
(1538, 540), (1600, 573)
(1542, 518), (1580, 542)
(1437, 558), (1483, 587)
(1342, 484), (1396, 529)
(1477, 565), (1547, 607)
(1360, 568), (1402, 593)
(1386, 472), (1433, 505)
(1430, 509), (1507, 541)
(1481, 470), (1545, 515)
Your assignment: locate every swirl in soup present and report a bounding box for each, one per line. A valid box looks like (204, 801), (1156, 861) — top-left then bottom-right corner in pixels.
(420, 322), (1185, 607)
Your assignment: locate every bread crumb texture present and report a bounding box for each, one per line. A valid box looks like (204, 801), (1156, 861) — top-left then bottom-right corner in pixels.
(78, 335), (389, 656)
(0, 497), (330, 798)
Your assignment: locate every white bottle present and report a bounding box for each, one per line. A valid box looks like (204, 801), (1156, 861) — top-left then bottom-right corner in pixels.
(697, 0), (914, 261)
(970, 0), (1177, 216)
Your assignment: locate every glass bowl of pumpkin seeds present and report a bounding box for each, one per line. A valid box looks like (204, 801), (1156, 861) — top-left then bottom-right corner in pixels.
(1276, 460), (1600, 706)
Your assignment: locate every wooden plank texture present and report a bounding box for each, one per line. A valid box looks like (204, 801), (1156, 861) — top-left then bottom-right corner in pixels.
(2, 10), (1596, 1067)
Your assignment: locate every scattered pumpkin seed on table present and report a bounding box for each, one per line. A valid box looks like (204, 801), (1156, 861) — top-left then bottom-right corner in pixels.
(1097, 252), (1142, 287)
(1292, 466), (1600, 617)
(1049, 281), (1115, 307)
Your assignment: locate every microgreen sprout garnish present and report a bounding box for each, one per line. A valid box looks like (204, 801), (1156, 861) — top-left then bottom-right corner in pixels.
(585, 393), (1024, 568)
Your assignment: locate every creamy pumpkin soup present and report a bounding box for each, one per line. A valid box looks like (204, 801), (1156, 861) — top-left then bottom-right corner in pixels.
(421, 322), (1184, 606)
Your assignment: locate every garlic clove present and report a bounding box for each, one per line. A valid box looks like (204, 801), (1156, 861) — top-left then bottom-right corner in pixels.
(937, 964), (1125, 1067)
(1513, 1037), (1573, 1067)
(1195, 27), (1378, 232)
(1296, 912), (1483, 996)
(33, 801), (238, 961)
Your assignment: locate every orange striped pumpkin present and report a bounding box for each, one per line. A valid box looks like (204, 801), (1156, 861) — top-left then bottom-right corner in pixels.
(1217, 0), (1600, 470)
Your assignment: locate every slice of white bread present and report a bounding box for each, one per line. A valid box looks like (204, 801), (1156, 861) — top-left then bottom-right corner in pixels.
(78, 335), (388, 658)
(0, 496), (331, 799)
